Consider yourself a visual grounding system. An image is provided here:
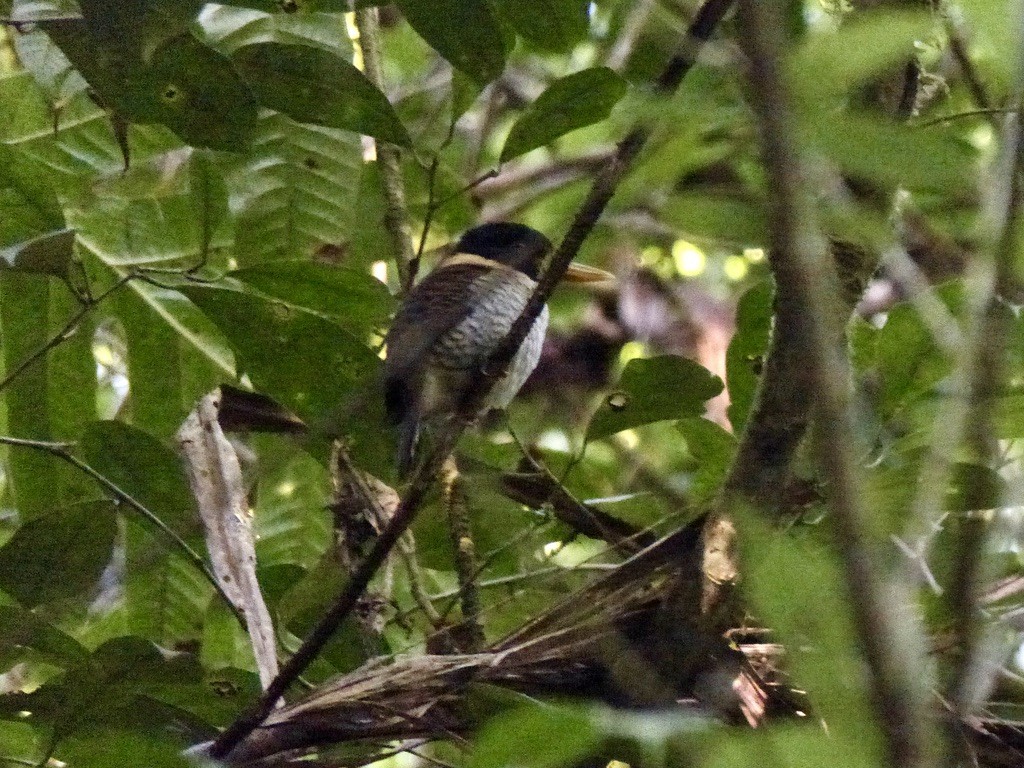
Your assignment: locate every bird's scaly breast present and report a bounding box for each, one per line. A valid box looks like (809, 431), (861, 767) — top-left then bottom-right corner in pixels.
(429, 269), (549, 411)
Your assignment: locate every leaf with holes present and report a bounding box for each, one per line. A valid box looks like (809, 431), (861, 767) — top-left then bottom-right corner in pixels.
(232, 42), (411, 147)
(587, 355), (723, 441)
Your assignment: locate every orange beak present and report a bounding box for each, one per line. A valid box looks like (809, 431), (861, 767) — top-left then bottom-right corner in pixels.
(563, 262), (617, 284)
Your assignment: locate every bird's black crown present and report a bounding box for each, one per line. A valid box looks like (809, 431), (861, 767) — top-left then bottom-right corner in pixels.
(455, 222), (552, 280)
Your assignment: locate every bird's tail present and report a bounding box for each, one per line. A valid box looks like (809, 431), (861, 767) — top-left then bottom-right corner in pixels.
(395, 416), (420, 479)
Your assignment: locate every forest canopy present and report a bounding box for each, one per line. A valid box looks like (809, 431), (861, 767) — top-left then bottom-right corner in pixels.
(0, 1), (1022, 767)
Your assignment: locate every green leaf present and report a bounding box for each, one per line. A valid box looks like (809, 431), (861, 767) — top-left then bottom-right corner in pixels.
(739, 514), (882, 757)
(470, 704), (598, 768)
(726, 280), (773, 433)
(232, 42), (411, 147)
(677, 417), (736, 503)
(0, 603), (90, 668)
(809, 116), (976, 193)
(0, 228), (75, 278)
(58, 732), (196, 768)
(0, 274), (65, 519)
(218, 111), (364, 264)
(80, 420), (201, 539)
(231, 260), (394, 336)
(662, 191), (767, 246)
(788, 11), (933, 103)
(130, 34), (257, 151)
(0, 500), (117, 607)
(587, 355), (724, 441)
(395, 0), (506, 84)
(491, 0), (588, 53)
(182, 284), (381, 425)
(0, 143), (66, 247)
(501, 68), (627, 162)
(217, 0), (349, 11)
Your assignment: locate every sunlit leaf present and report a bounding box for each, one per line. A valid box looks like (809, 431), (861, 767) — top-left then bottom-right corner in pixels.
(0, 500), (117, 607)
(232, 42), (411, 147)
(587, 355), (723, 440)
(501, 68), (627, 162)
(726, 280), (773, 433)
(395, 0), (506, 84)
(491, 0), (588, 53)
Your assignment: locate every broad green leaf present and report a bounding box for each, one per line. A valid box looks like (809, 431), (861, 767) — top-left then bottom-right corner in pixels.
(788, 11), (933, 104)
(0, 274), (60, 518)
(0, 500), (117, 607)
(25, 637), (212, 744)
(47, 277), (97, 450)
(726, 280), (773, 433)
(198, 4), (352, 57)
(105, 279), (235, 433)
(122, 527), (214, 644)
(0, 228), (75, 278)
(201, 599), (257, 675)
(232, 260), (394, 336)
(58, 732), (195, 768)
(250, 440), (331, 569)
(182, 283), (380, 425)
(740, 514), (883, 760)
(587, 355), (724, 440)
(232, 42), (411, 147)
(809, 115), (976, 193)
(677, 417), (736, 503)
(501, 68), (627, 162)
(0, 71), (178, 182)
(395, 0), (506, 84)
(80, 420), (201, 539)
(662, 191), (767, 246)
(470, 704), (598, 768)
(219, 112), (364, 264)
(44, 21), (256, 151)
(126, 34), (257, 151)
(71, 151), (232, 270)
(0, 144), (65, 247)
(491, 0), (588, 53)
(0, 603), (90, 668)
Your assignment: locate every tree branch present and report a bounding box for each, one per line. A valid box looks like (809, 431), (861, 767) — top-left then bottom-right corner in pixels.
(734, 3), (936, 767)
(355, 7), (417, 295)
(207, 0), (735, 757)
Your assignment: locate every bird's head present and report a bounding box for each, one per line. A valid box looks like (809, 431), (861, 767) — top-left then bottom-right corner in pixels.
(454, 222), (552, 280)
(450, 222), (615, 285)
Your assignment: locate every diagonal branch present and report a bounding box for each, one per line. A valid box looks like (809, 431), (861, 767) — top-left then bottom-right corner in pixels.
(733, 3), (936, 767)
(206, 0), (736, 758)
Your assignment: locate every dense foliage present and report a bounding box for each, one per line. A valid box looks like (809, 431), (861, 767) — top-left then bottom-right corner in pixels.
(0, 0), (1021, 766)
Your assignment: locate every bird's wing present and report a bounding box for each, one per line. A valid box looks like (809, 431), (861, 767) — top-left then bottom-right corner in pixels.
(382, 262), (493, 425)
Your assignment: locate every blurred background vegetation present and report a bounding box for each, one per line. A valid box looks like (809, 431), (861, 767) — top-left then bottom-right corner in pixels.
(0, 0), (1022, 766)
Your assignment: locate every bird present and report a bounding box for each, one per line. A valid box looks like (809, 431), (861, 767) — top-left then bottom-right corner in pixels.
(383, 222), (613, 477)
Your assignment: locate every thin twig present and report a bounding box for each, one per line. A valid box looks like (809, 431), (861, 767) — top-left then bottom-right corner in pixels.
(441, 457), (485, 650)
(0, 272), (133, 395)
(947, 80), (1024, 738)
(0, 435), (243, 627)
(208, 1), (735, 757)
(735, 3), (936, 767)
(354, 7), (417, 295)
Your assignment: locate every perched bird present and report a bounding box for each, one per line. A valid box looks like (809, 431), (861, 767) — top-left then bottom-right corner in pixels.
(383, 222), (612, 477)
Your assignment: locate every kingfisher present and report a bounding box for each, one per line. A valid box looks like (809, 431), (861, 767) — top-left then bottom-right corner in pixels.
(383, 222), (613, 477)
